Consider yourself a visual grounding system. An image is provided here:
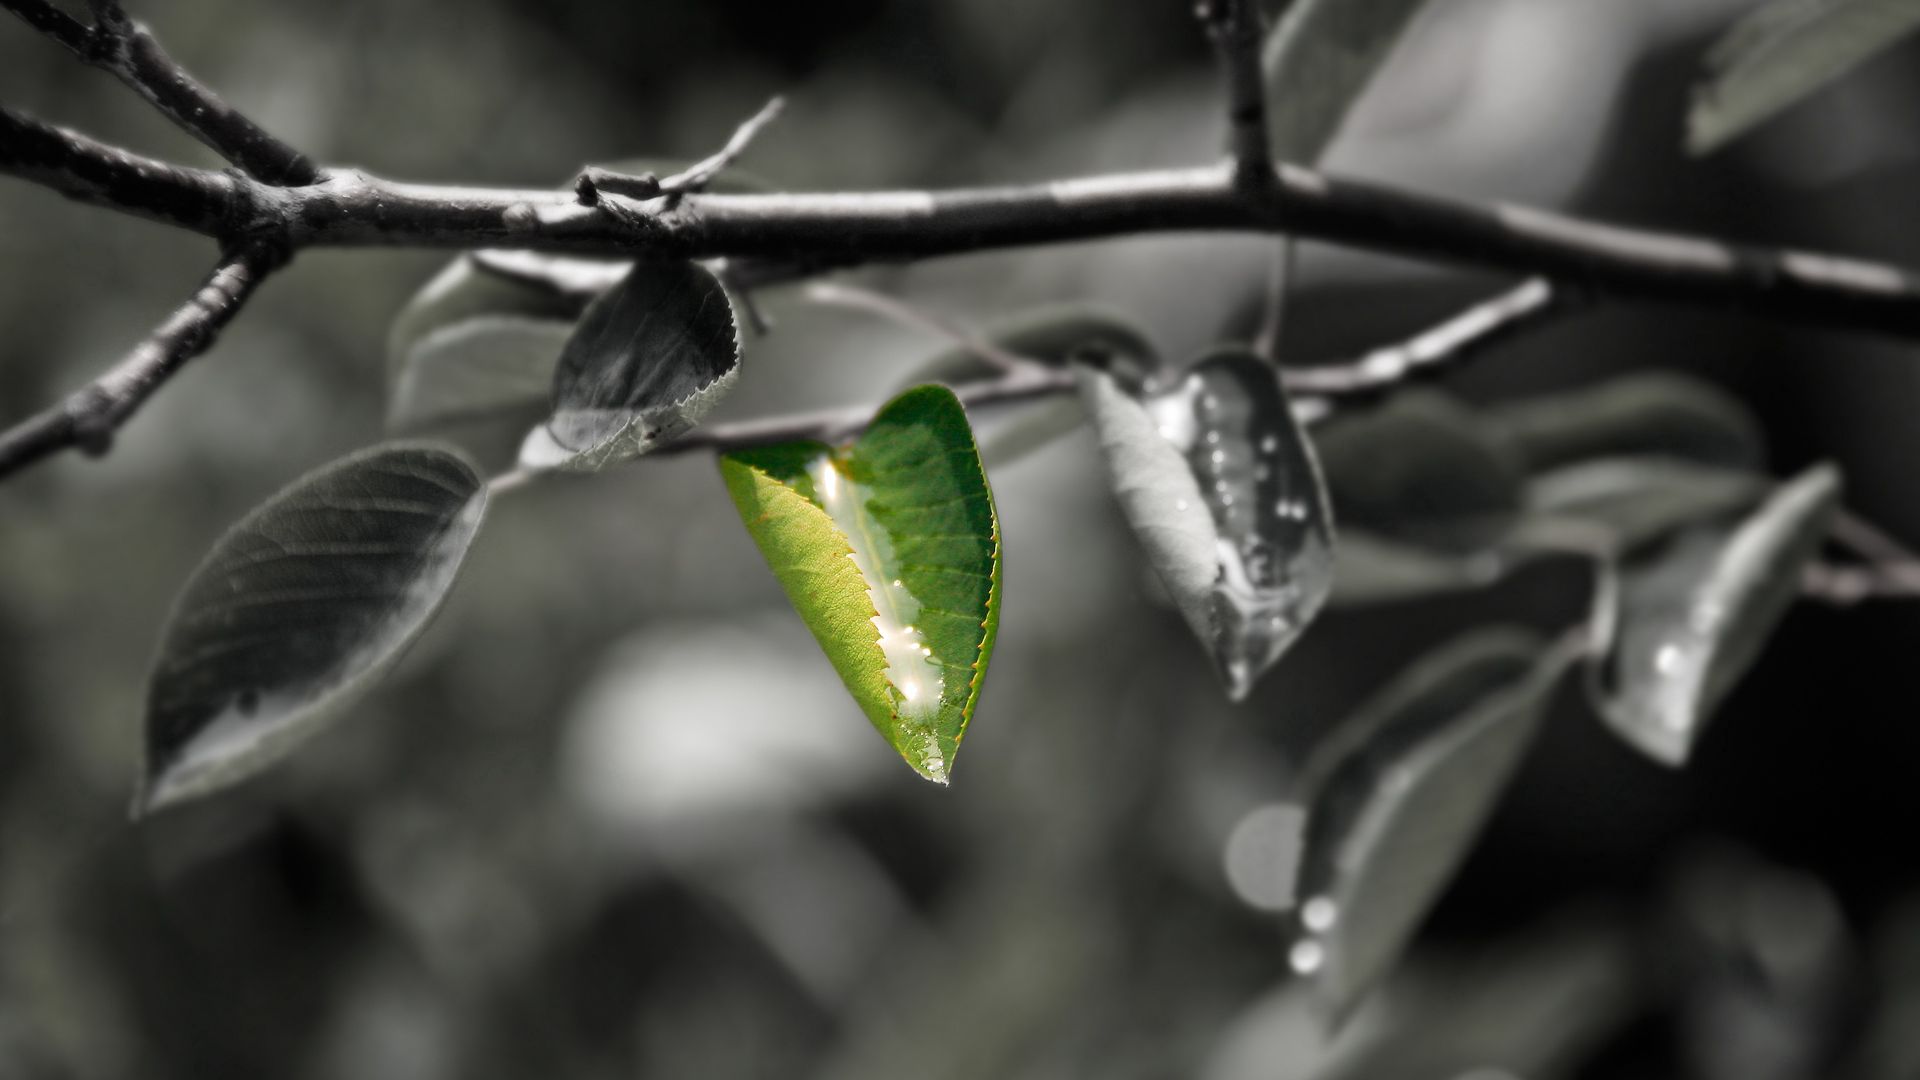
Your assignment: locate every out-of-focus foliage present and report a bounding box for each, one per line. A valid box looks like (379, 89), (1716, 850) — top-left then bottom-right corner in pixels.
(1690, 0), (1920, 153)
(7, 1), (1920, 1078)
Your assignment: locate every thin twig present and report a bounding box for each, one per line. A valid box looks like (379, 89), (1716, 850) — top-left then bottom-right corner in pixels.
(803, 283), (1034, 374)
(0, 242), (280, 478)
(660, 95), (785, 195)
(1253, 237), (1295, 362)
(656, 366), (1075, 455)
(1197, 0), (1273, 184)
(2, 0), (318, 184)
(1831, 507), (1920, 566)
(575, 96), (786, 206)
(1802, 561), (1920, 605)
(1284, 278), (1564, 396)
(0, 106), (239, 234)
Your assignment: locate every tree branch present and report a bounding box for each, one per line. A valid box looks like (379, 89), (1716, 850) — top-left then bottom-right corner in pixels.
(1197, 0), (1274, 183)
(2, 0), (319, 185)
(0, 106), (239, 235)
(1284, 277), (1567, 397)
(0, 242), (280, 479)
(12, 6), (1920, 483)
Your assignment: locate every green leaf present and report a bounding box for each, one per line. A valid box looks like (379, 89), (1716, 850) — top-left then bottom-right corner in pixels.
(1592, 463), (1840, 766)
(1485, 372), (1765, 473)
(720, 385), (1001, 783)
(1288, 628), (1570, 1018)
(1263, 0), (1435, 163)
(140, 444), (489, 815)
(1690, 0), (1920, 154)
(1079, 347), (1334, 701)
(520, 260), (742, 472)
(1315, 391), (1525, 554)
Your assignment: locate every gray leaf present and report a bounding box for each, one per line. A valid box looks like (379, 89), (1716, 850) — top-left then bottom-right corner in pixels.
(519, 260), (742, 472)
(1521, 457), (1771, 555)
(1080, 348), (1335, 701)
(978, 395), (1088, 471)
(1288, 628), (1570, 1019)
(1315, 391), (1525, 554)
(1485, 372), (1765, 474)
(1593, 463), (1841, 766)
(892, 302), (1159, 393)
(1690, 0), (1920, 154)
(386, 253), (597, 388)
(140, 444), (489, 814)
(1263, 0), (1436, 163)
(387, 316), (574, 471)
(1327, 529), (1506, 609)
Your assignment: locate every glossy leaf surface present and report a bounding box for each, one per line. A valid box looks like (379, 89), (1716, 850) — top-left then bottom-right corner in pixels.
(1080, 348), (1334, 701)
(1593, 464), (1840, 766)
(721, 386), (1001, 782)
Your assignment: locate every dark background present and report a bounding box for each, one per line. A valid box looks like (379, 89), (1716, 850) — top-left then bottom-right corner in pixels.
(4, 1), (1920, 1076)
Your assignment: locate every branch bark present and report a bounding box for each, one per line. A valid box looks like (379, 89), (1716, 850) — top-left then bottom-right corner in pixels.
(2, 0), (318, 185)
(0, 242), (280, 478)
(1284, 278), (1567, 396)
(14, 4), (1920, 481)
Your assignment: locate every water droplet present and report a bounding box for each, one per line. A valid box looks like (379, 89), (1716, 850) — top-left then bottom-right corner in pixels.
(1302, 896), (1338, 932)
(1259, 435), (1279, 453)
(1655, 643), (1686, 676)
(1289, 939), (1325, 975)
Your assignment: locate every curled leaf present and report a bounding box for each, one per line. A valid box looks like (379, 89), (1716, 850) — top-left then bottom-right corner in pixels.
(1287, 629), (1570, 1018)
(1485, 372), (1765, 473)
(893, 302), (1159, 392)
(1690, 0), (1920, 154)
(720, 386), (1001, 783)
(1591, 463), (1841, 766)
(1315, 390), (1524, 555)
(141, 445), (489, 814)
(1080, 348), (1335, 701)
(520, 260), (742, 471)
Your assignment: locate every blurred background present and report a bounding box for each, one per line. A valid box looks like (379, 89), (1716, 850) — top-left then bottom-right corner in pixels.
(6, 0), (1920, 1076)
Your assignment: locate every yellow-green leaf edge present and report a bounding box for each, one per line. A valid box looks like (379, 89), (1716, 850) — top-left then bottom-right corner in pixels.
(719, 385), (1002, 783)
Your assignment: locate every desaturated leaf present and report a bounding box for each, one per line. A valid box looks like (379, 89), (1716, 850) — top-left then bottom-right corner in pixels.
(893, 302), (1159, 392)
(894, 303), (1158, 470)
(1522, 457), (1770, 555)
(387, 253), (596, 385)
(1287, 628), (1569, 1018)
(1690, 0), (1920, 154)
(1080, 348), (1334, 701)
(978, 395), (1087, 471)
(1327, 530), (1506, 609)
(520, 260), (741, 472)
(720, 386), (1001, 783)
(1315, 391), (1524, 554)
(1263, 0), (1436, 162)
(1593, 463), (1841, 766)
(1485, 372), (1765, 473)
(386, 317), (574, 471)
(140, 445), (489, 814)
